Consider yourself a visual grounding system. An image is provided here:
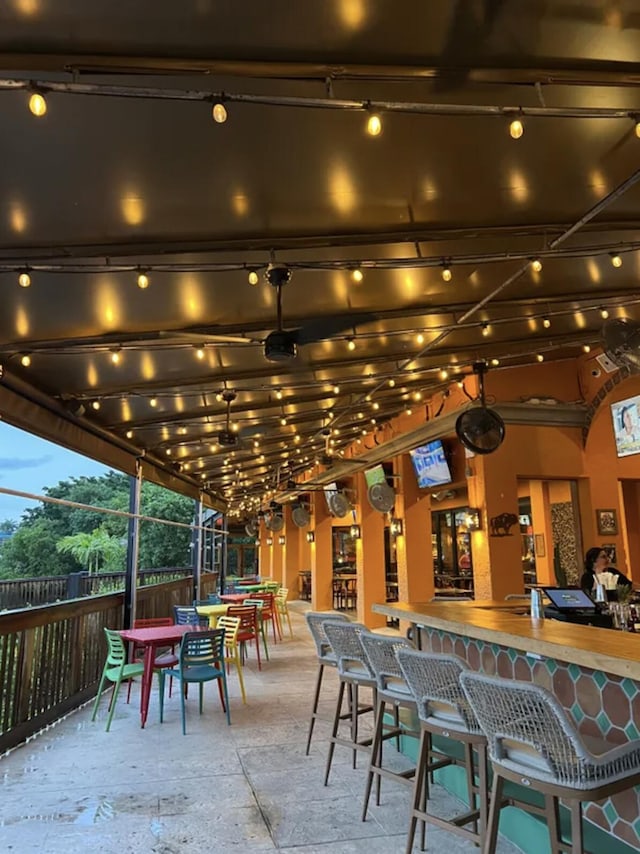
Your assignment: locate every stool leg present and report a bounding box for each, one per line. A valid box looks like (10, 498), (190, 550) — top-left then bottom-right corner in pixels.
(570, 801), (583, 854)
(324, 679), (346, 786)
(306, 663), (325, 755)
(362, 696), (385, 820)
(406, 726), (430, 854)
(463, 742), (478, 835)
(350, 682), (359, 768)
(478, 743), (489, 846)
(544, 794), (561, 854)
(482, 771), (504, 854)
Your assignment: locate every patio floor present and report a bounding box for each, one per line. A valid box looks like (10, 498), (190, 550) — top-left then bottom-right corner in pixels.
(0, 606), (522, 853)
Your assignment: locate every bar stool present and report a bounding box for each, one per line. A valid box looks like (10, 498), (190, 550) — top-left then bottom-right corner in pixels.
(460, 671), (640, 854)
(304, 612), (350, 755)
(397, 648), (489, 854)
(323, 620), (377, 785)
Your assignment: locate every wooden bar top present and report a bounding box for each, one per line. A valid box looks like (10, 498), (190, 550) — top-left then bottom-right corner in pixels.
(372, 599), (640, 682)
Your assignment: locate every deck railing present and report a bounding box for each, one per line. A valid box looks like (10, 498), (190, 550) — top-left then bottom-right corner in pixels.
(0, 571), (217, 754)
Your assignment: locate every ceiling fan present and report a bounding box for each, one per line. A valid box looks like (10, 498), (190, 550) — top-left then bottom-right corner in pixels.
(602, 317), (640, 372)
(455, 362), (506, 455)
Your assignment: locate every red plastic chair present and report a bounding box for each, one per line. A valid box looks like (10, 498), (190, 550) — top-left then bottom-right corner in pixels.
(247, 592), (281, 643)
(131, 617), (178, 697)
(227, 604), (263, 671)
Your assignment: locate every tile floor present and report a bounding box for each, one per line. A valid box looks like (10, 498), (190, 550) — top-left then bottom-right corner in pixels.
(0, 606), (522, 852)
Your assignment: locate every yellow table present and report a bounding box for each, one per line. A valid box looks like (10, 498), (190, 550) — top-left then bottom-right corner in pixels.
(196, 603), (232, 627)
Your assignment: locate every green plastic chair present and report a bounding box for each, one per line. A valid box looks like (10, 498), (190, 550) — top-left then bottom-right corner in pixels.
(159, 629), (231, 733)
(91, 627), (145, 732)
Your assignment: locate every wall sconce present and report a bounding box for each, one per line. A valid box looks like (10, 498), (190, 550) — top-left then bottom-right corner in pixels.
(306, 531), (315, 543)
(390, 517), (403, 537)
(463, 508), (482, 531)
(278, 535), (286, 546)
(350, 524), (361, 539)
(266, 536), (273, 546)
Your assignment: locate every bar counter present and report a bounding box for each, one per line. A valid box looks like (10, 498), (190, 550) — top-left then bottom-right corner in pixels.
(373, 599), (640, 851)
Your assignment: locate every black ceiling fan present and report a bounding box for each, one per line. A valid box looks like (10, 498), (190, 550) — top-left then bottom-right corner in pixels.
(455, 362), (505, 455)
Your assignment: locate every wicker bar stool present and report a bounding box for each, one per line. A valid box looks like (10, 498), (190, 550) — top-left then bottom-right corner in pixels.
(460, 671), (640, 854)
(304, 612), (350, 755)
(323, 620), (377, 785)
(397, 649), (489, 854)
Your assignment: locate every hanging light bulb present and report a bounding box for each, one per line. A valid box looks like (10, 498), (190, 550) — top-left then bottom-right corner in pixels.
(439, 369), (449, 380)
(212, 102), (228, 123)
(248, 269), (259, 285)
(125, 429), (134, 439)
(28, 92), (47, 117)
(610, 253), (623, 268)
(441, 265), (452, 282)
(600, 307), (609, 319)
(536, 353), (544, 362)
(388, 378), (395, 387)
(509, 118), (524, 139)
(636, 121), (640, 139)
(416, 332), (425, 345)
(137, 270), (150, 289)
(351, 267), (364, 283)
(18, 270), (31, 288)
(531, 258), (543, 273)
(149, 396), (158, 408)
(542, 317), (551, 328)
(194, 346), (205, 360)
(490, 358), (500, 366)
(110, 348), (122, 364)
(366, 113), (382, 136)
(347, 338), (356, 351)
(275, 388), (283, 400)
(20, 353), (31, 367)
(333, 385), (340, 394)
(582, 344), (591, 353)
(91, 400), (101, 410)
(280, 416), (287, 426)
(481, 323), (490, 337)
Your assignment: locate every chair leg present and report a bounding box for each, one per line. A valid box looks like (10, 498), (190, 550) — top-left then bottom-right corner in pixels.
(199, 682), (204, 715)
(105, 677), (123, 732)
(482, 772), (504, 854)
(362, 696), (385, 820)
(306, 663), (325, 755)
(324, 679), (346, 786)
(180, 680), (187, 735)
(544, 793), (561, 854)
(229, 647), (247, 703)
(220, 674), (231, 725)
(570, 801), (583, 854)
(406, 726), (430, 854)
(158, 670), (165, 723)
(91, 670), (108, 721)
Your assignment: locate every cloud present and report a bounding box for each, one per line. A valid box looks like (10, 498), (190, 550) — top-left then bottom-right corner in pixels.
(0, 455), (53, 471)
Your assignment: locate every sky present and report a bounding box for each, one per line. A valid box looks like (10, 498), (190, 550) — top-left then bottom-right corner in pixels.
(0, 421), (112, 524)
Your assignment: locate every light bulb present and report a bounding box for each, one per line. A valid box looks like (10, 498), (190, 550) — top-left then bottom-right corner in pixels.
(125, 430), (134, 439)
(600, 307), (609, 319)
(275, 388), (283, 400)
(352, 268), (363, 283)
(149, 397), (158, 408)
(333, 385), (340, 394)
(280, 417), (287, 426)
(536, 353), (544, 362)
(439, 369), (448, 380)
(509, 119), (524, 139)
(442, 266), (452, 282)
(212, 102), (228, 124)
(583, 344), (591, 353)
(388, 378), (395, 387)
(347, 338), (356, 351)
(91, 400), (101, 410)
(367, 114), (382, 136)
(542, 317), (551, 328)
(18, 271), (31, 288)
(110, 350), (121, 364)
(531, 258), (542, 273)
(137, 271), (149, 289)
(636, 121), (640, 139)
(28, 92), (47, 117)
(20, 353), (31, 367)
(248, 269), (259, 285)
(611, 254), (623, 268)
(416, 333), (424, 345)
(195, 346), (205, 360)
(405, 407), (413, 415)
(491, 358), (500, 366)
(481, 323), (490, 337)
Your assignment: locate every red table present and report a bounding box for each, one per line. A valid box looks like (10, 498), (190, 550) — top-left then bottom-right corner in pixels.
(219, 593), (252, 604)
(119, 624), (204, 728)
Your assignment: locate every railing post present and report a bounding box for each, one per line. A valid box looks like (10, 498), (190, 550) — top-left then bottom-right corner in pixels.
(192, 497), (203, 603)
(124, 467), (142, 629)
(67, 571), (85, 600)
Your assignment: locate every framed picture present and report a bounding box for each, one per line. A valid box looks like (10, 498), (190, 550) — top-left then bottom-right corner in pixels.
(596, 509), (618, 536)
(534, 533), (545, 558)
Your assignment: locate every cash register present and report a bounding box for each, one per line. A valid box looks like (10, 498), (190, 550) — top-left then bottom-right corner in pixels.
(542, 587), (614, 629)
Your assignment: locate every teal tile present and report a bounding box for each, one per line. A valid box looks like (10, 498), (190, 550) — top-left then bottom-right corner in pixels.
(545, 659), (558, 674)
(622, 679), (637, 699)
(624, 721), (640, 740)
(633, 816), (640, 838)
(570, 702), (584, 723)
(603, 799), (618, 826)
(593, 670), (607, 689)
(597, 711), (611, 733)
(568, 663), (581, 682)
(507, 647), (517, 662)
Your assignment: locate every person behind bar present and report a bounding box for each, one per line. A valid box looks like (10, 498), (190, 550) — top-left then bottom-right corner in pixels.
(580, 547), (632, 594)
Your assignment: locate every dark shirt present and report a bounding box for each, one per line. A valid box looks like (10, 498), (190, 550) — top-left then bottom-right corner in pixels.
(580, 567), (632, 593)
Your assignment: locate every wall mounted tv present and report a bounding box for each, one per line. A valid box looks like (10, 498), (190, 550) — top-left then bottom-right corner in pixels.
(409, 440), (453, 488)
(611, 395), (640, 458)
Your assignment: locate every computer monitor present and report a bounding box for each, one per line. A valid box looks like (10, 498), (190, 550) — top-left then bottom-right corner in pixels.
(543, 588), (596, 612)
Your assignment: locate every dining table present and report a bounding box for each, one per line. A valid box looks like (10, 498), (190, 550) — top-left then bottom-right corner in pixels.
(196, 602), (233, 627)
(119, 624), (205, 728)
(220, 592), (253, 604)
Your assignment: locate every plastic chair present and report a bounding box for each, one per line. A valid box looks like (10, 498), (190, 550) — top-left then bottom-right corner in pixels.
(159, 629), (230, 733)
(207, 593), (222, 604)
(304, 612), (350, 755)
(132, 617), (178, 698)
(460, 671), (640, 854)
(276, 587), (293, 639)
(173, 605), (209, 627)
(247, 591), (281, 643)
(216, 614), (246, 704)
(323, 620), (377, 785)
(227, 604), (264, 670)
(91, 628), (145, 732)
(397, 649), (488, 853)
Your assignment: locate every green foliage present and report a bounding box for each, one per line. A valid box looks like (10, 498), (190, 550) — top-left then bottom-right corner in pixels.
(0, 472), (195, 578)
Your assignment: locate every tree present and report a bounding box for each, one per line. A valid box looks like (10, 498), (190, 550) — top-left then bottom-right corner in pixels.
(0, 519), (17, 535)
(56, 528), (126, 574)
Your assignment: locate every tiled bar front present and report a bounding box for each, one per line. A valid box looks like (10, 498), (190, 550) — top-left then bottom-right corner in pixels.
(373, 600), (640, 851)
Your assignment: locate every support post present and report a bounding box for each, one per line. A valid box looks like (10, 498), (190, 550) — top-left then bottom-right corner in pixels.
(192, 496), (204, 603)
(123, 467), (142, 629)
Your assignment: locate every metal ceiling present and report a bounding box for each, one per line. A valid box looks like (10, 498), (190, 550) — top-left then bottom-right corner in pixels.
(0, 2), (639, 514)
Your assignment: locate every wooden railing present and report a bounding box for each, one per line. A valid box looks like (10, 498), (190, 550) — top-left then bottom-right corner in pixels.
(0, 572), (218, 754)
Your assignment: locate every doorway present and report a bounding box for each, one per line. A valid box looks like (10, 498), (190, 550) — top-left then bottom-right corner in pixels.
(431, 508), (474, 593)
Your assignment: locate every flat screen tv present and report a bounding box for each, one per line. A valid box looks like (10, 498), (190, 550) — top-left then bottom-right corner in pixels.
(364, 464), (387, 488)
(409, 440), (452, 489)
(611, 395), (640, 458)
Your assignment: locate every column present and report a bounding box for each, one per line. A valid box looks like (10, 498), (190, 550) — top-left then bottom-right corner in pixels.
(283, 505), (301, 592)
(356, 471), (386, 629)
(311, 491), (333, 610)
(529, 480), (554, 586)
(395, 454), (434, 604)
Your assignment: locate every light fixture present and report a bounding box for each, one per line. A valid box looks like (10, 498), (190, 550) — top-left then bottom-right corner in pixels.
(212, 102), (228, 123)
(490, 358), (500, 366)
(248, 269), (259, 285)
(306, 531), (315, 543)
(582, 344), (591, 353)
(390, 517), (403, 537)
(531, 258), (543, 273)
(347, 338), (356, 351)
(20, 353), (31, 367)
(110, 348), (122, 365)
(509, 118), (524, 139)
(28, 91), (47, 117)
(388, 378), (395, 387)
(610, 253), (623, 268)
(194, 345), (205, 360)
(137, 269), (150, 289)
(333, 385), (340, 395)
(366, 113), (382, 136)
(542, 317), (551, 328)
(439, 369), (448, 380)
(266, 536), (273, 546)
(463, 508), (482, 531)
(149, 396), (158, 407)
(536, 353), (544, 362)
(91, 400), (101, 410)
(275, 388), (283, 400)
(416, 332), (425, 345)
(600, 307), (609, 319)
(441, 265), (452, 282)
(278, 535), (286, 546)
(350, 524), (361, 539)
(18, 270), (31, 288)
(125, 429), (134, 439)
(481, 323), (490, 336)
(280, 416), (287, 426)
(352, 267), (364, 283)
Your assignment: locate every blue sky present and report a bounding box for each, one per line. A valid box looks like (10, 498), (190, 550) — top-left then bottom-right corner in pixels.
(0, 421), (112, 523)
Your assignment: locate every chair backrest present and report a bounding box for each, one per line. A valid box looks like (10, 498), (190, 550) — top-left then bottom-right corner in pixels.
(207, 593), (222, 604)
(305, 611), (349, 660)
(459, 671), (592, 785)
(216, 615), (240, 646)
(179, 629), (225, 671)
(174, 605), (208, 627)
(104, 627), (127, 666)
(133, 617), (173, 628)
(359, 631), (413, 697)
(323, 620), (374, 680)
(277, 587), (288, 601)
(248, 591), (274, 615)
(397, 648), (481, 735)
(227, 604), (259, 633)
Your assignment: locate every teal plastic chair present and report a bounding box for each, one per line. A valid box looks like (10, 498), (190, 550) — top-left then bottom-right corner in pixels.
(91, 627), (145, 732)
(159, 629), (231, 733)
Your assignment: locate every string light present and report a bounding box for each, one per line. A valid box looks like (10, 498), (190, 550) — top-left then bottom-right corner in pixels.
(28, 92), (47, 117)
(125, 430), (134, 439)
(610, 253), (623, 268)
(439, 369), (449, 380)
(490, 358), (500, 366)
(351, 267), (364, 283)
(18, 270), (31, 288)
(481, 323), (490, 336)
(212, 102), (228, 123)
(441, 265), (452, 282)
(366, 113), (382, 136)
(91, 400), (101, 410)
(137, 270), (150, 289)
(509, 119), (524, 139)
(536, 353), (544, 362)
(333, 385), (340, 394)
(149, 397), (158, 408)
(388, 378), (395, 387)
(531, 258), (543, 273)
(542, 317), (551, 328)
(20, 353), (31, 367)
(248, 269), (259, 285)
(582, 344), (591, 353)
(347, 338), (356, 351)
(194, 346), (205, 360)
(275, 388), (283, 400)
(600, 307), (609, 319)
(110, 348), (122, 364)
